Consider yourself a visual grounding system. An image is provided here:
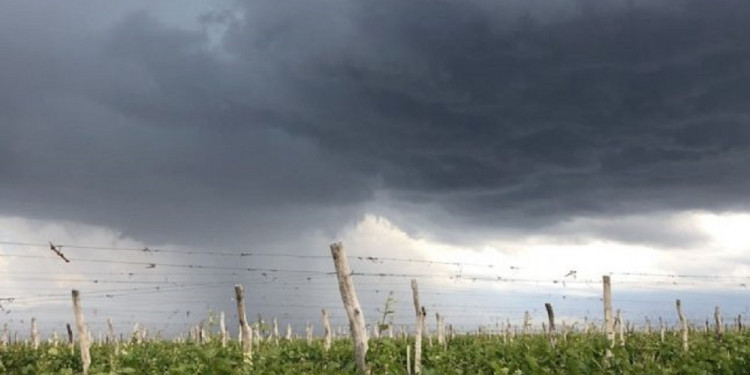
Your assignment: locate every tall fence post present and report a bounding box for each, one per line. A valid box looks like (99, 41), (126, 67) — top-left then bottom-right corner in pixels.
(234, 284), (253, 361)
(676, 299), (689, 351)
(714, 306), (724, 342)
(602, 275), (615, 356)
(330, 242), (369, 375)
(322, 309), (332, 351)
(411, 279), (423, 375)
(71, 290), (91, 375)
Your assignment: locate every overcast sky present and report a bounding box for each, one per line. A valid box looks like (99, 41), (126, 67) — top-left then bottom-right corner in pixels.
(1, 0), (750, 337)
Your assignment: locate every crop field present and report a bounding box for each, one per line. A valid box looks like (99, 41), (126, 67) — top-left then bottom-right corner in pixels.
(1, 329), (749, 374)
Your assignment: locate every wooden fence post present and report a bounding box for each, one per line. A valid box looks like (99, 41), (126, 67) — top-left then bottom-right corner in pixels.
(545, 303), (556, 346)
(220, 312), (228, 348)
(602, 275), (615, 354)
(66, 323), (74, 350)
(738, 314), (743, 333)
(30, 317), (39, 350)
(273, 317), (279, 345)
(106, 318), (114, 344)
(411, 279), (423, 375)
(306, 322), (313, 345)
(658, 317), (665, 342)
(330, 242), (369, 375)
(322, 309), (332, 351)
(523, 311), (531, 335)
(676, 299), (688, 351)
(506, 320), (514, 343)
(436, 313), (445, 349)
(714, 306), (724, 342)
(234, 284), (253, 361)
(406, 343), (412, 375)
(71, 290), (91, 375)
(421, 306), (432, 347)
(616, 310), (625, 346)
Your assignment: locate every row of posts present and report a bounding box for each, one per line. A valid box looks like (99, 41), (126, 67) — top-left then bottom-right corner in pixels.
(9, 242), (742, 375)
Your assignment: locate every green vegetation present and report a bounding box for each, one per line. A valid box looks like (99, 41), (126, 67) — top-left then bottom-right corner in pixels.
(0, 330), (748, 374)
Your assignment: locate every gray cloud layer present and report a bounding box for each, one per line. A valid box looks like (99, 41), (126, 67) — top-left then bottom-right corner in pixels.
(2, 0), (750, 247)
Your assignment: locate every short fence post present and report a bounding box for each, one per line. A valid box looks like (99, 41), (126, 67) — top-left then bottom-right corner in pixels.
(234, 284), (253, 361)
(545, 303), (556, 347)
(436, 313), (445, 349)
(220, 312), (228, 348)
(322, 309), (332, 351)
(30, 317), (39, 350)
(676, 299), (689, 351)
(714, 306), (724, 342)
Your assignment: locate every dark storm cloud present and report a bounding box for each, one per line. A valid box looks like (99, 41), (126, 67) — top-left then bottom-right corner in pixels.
(2, 0), (750, 247)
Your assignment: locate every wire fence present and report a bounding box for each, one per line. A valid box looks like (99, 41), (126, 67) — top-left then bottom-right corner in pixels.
(0, 240), (748, 338)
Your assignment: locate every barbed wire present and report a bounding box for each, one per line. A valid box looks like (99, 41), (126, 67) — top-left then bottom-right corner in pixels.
(4, 240), (750, 283)
(2, 238), (749, 335)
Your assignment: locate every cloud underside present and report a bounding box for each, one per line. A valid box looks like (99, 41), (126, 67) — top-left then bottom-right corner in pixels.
(2, 0), (750, 248)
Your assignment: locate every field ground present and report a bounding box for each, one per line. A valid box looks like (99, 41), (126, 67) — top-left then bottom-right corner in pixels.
(1, 330), (749, 374)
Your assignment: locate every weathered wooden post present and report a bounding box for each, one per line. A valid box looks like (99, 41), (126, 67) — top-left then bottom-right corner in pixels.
(306, 322), (313, 345)
(436, 313), (445, 348)
(507, 320), (515, 342)
(658, 317), (665, 342)
(738, 314), (743, 333)
(322, 309), (332, 351)
(676, 299), (688, 351)
(523, 311), (531, 335)
(106, 318), (114, 344)
(71, 290), (91, 375)
(411, 279), (423, 375)
(65, 323), (74, 350)
(330, 242), (369, 375)
(30, 317), (39, 349)
(219, 312), (228, 348)
(714, 306), (724, 342)
(273, 317), (279, 345)
(107, 318), (120, 355)
(406, 344), (412, 375)
(253, 323), (261, 346)
(419, 306), (431, 347)
(602, 275), (615, 354)
(234, 284), (253, 361)
(51, 330), (58, 346)
(616, 310), (625, 346)
(545, 302), (556, 346)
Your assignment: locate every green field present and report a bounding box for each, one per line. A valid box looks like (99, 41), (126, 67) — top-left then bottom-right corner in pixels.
(1, 330), (748, 374)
